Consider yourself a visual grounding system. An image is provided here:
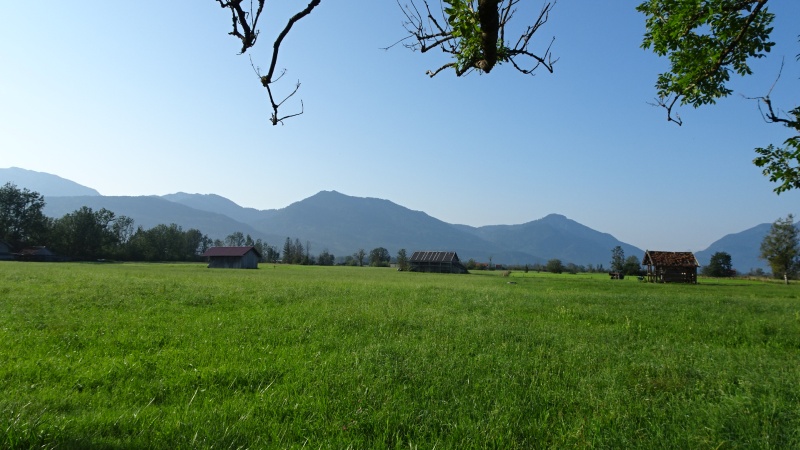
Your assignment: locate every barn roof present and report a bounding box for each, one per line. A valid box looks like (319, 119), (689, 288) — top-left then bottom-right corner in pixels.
(410, 251), (461, 263)
(642, 250), (699, 267)
(17, 246), (55, 256)
(202, 246), (261, 258)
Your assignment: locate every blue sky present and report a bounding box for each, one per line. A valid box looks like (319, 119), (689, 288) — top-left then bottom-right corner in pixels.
(1, 1), (798, 251)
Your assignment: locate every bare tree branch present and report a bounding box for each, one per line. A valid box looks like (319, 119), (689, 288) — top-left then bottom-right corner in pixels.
(427, 62), (459, 77)
(219, 0), (556, 125)
(218, 0), (320, 125)
(505, 3), (557, 75)
(262, 0), (321, 85)
(648, 96), (683, 126)
(216, 0), (265, 54)
(747, 60), (800, 129)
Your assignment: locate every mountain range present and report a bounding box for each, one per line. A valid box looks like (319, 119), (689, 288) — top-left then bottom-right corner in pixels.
(1, 167), (773, 270)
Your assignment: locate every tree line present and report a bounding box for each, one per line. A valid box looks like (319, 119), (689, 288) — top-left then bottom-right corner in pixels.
(0, 183), (211, 261)
(0, 183), (407, 267)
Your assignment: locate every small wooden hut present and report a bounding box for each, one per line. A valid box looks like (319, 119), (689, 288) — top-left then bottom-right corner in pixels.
(0, 240), (13, 261)
(642, 250), (699, 283)
(409, 251), (468, 274)
(15, 247), (63, 262)
(203, 246), (261, 269)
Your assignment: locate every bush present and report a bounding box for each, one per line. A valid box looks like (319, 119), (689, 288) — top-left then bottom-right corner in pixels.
(546, 259), (563, 274)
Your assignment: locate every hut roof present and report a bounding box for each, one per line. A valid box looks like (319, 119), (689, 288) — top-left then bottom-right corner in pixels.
(643, 250), (699, 267)
(202, 246), (261, 258)
(17, 246), (55, 256)
(410, 251), (461, 263)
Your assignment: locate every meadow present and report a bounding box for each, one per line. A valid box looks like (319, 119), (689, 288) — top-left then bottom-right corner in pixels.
(1, 262), (798, 449)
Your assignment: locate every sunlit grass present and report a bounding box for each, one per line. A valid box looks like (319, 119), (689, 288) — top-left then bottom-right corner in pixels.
(1, 262), (798, 448)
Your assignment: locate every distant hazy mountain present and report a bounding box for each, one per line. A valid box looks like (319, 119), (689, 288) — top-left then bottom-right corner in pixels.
(162, 192), (277, 225)
(248, 190), (513, 262)
(694, 223), (774, 272)
(455, 214), (644, 268)
(155, 190), (640, 265)
(36, 190), (658, 265)
(16, 167), (782, 267)
(0, 167), (100, 197)
(42, 195), (285, 245)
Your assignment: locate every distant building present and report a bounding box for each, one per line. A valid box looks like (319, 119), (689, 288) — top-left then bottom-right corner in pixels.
(0, 240), (13, 261)
(642, 250), (699, 283)
(409, 251), (468, 274)
(202, 246), (261, 269)
(15, 246), (63, 262)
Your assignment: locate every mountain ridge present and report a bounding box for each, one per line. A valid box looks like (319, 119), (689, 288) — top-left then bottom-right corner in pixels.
(695, 224), (773, 272)
(0, 167), (100, 197)
(1, 168), (775, 269)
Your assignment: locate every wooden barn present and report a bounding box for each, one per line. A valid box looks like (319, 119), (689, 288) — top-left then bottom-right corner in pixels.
(202, 246), (261, 269)
(0, 240), (12, 261)
(15, 246), (63, 262)
(409, 251), (468, 274)
(642, 250), (699, 283)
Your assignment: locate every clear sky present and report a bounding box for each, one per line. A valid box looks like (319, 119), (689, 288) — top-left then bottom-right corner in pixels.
(1, 1), (798, 251)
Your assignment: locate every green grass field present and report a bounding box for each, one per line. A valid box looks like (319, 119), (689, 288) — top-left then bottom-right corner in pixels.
(1, 262), (798, 449)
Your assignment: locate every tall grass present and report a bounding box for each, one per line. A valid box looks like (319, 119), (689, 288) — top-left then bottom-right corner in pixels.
(1, 263), (798, 448)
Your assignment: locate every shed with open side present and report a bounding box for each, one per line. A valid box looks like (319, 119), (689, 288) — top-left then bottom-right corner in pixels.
(642, 250), (699, 283)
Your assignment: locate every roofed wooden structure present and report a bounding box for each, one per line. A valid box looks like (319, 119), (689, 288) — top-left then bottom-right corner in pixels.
(642, 250), (699, 283)
(409, 251), (468, 274)
(15, 246), (64, 262)
(0, 240), (12, 261)
(202, 246), (261, 269)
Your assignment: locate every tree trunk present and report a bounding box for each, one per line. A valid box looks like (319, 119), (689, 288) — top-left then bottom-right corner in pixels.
(477, 0), (500, 73)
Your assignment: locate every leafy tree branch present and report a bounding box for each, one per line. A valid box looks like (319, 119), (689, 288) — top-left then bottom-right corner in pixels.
(397, 0), (557, 77)
(639, 0), (800, 193)
(749, 54), (800, 194)
(637, 0), (775, 126)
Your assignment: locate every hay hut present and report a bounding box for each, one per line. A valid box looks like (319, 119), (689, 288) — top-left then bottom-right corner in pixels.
(203, 246), (261, 269)
(15, 247), (62, 262)
(0, 240), (13, 261)
(642, 250), (699, 283)
(409, 251), (468, 274)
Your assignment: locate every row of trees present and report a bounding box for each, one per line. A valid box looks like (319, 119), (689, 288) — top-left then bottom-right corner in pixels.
(0, 183), (221, 261)
(467, 259), (613, 275)
(489, 233), (797, 282)
(3, 183), (798, 276)
(541, 219), (800, 282)
(277, 239), (401, 267)
(475, 248), (641, 276)
(0, 184), (220, 261)
(338, 247), (395, 267)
